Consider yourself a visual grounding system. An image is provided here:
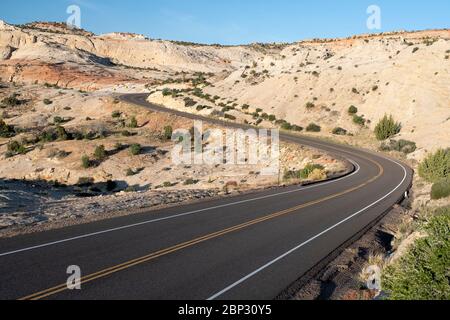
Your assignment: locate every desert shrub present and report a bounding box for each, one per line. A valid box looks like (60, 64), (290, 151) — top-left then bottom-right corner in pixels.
(128, 116), (138, 128)
(163, 125), (173, 140)
(281, 122), (293, 130)
(2, 94), (22, 107)
(380, 139), (416, 154)
(94, 145), (107, 161)
(43, 99), (53, 105)
(412, 47), (419, 53)
(126, 168), (137, 176)
(39, 130), (57, 143)
(301, 164), (325, 179)
(332, 127), (348, 135)
(0, 119), (15, 138)
(431, 180), (450, 200)
(241, 104), (250, 110)
(308, 168), (327, 181)
(224, 114), (236, 121)
(81, 155), (91, 169)
(306, 123), (321, 132)
(162, 88), (172, 96)
(112, 111), (121, 118)
(129, 143), (142, 156)
(291, 125), (303, 132)
(7, 140), (26, 155)
(268, 115), (276, 122)
(284, 164), (325, 181)
(121, 130), (132, 137)
(55, 126), (69, 141)
(47, 149), (70, 159)
(184, 178), (199, 186)
(184, 97), (197, 107)
(305, 102), (315, 109)
(418, 149), (450, 183)
(77, 177), (94, 186)
(353, 115), (366, 126)
(348, 105), (358, 115)
(283, 170), (300, 180)
(124, 186), (138, 193)
(382, 207), (450, 300)
(374, 115), (401, 140)
(53, 116), (64, 124)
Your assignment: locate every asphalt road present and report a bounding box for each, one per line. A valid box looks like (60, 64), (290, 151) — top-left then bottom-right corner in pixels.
(0, 94), (413, 300)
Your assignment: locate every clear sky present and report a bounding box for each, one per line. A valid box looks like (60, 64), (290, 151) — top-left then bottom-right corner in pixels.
(1, 0), (449, 44)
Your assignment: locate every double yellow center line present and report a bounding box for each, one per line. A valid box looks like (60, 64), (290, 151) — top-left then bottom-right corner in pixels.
(20, 154), (383, 300)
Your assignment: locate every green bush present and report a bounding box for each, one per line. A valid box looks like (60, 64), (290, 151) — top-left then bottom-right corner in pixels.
(163, 125), (173, 140)
(353, 115), (366, 126)
(382, 207), (450, 300)
(332, 127), (348, 135)
(431, 180), (450, 200)
(128, 116), (138, 128)
(306, 123), (321, 132)
(305, 102), (315, 109)
(53, 116), (64, 124)
(39, 130), (57, 143)
(374, 115), (401, 140)
(184, 178), (199, 185)
(419, 149), (450, 183)
(94, 145), (107, 161)
(121, 130), (132, 137)
(129, 144), (142, 156)
(184, 97), (197, 107)
(81, 155), (91, 169)
(43, 99), (53, 105)
(7, 140), (26, 155)
(126, 168), (137, 176)
(348, 105), (358, 115)
(0, 119), (15, 138)
(281, 122), (293, 130)
(380, 139), (417, 154)
(2, 94), (22, 107)
(301, 164), (325, 179)
(112, 111), (121, 118)
(224, 114), (237, 121)
(284, 164), (325, 181)
(55, 126), (69, 141)
(77, 177), (94, 185)
(162, 88), (172, 96)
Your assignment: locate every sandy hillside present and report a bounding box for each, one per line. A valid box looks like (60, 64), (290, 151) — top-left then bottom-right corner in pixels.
(201, 30), (450, 156)
(1, 21), (448, 157)
(0, 20), (449, 231)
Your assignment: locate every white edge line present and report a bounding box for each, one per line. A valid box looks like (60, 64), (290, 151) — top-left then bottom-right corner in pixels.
(0, 161), (360, 258)
(207, 159), (408, 300)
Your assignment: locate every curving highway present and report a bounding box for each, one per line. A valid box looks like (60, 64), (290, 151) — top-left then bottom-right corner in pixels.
(0, 94), (413, 300)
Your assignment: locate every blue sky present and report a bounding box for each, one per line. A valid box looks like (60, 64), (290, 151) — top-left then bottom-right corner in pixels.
(1, 0), (449, 44)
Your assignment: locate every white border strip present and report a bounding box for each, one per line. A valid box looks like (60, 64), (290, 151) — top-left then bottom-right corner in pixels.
(207, 158), (408, 300)
(0, 161), (360, 258)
